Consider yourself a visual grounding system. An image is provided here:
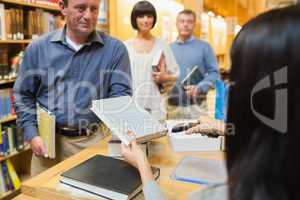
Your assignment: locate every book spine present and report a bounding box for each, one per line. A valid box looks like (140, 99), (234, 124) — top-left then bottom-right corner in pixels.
(6, 159), (21, 190)
(0, 163), (8, 193)
(0, 4), (6, 40)
(7, 127), (16, 153)
(0, 129), (3, 156)
(1, 160), (13, 191)
(15, 126), (24, 151)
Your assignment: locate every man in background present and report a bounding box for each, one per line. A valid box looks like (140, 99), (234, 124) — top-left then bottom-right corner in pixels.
(168, 9), (219, 119)
(13, 0), (132, 175)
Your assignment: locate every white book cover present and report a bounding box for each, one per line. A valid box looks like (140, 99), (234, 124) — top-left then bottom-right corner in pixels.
(151, 49), (163, 67)
(91, 96), (167, 145)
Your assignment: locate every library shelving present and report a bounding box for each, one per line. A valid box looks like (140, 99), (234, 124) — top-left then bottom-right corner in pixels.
(0, 1), (61, 199)
(0, 0), (60, 11)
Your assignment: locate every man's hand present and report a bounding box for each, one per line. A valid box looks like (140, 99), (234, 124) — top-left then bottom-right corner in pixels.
(30, 136), (48, 158)
(184, 85), (201, 101)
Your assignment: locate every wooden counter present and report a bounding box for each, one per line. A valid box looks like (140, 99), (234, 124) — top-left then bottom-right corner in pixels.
(20, 136), (224, 200)
(13, 194), (40, 200)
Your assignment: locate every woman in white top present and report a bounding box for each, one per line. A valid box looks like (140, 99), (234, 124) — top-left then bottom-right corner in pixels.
(124, 1), (179, 120)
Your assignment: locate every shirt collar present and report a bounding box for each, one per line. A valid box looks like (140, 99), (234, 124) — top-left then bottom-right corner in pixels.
(50, 25), (104, 46)
(176, 36), (195, 44)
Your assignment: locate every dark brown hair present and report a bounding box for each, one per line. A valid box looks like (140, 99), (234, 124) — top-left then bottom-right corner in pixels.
(130, 1), (157, 30)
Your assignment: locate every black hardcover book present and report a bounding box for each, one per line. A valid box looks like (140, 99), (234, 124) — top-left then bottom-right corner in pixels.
(60, 154), (159, 200)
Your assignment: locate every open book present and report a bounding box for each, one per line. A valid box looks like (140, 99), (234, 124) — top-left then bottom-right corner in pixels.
(91, 96), (167, 145)
(37, 104), (55, 158)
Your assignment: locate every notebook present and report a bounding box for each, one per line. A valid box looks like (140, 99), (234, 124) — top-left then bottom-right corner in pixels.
(60, 154), (160, 200)
(91, 96), (167, 145)
(170, 156), (227, 186)
(36, 104), (56, 158)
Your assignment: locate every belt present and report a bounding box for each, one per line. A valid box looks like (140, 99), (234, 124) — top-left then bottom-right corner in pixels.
(56, 126), (93, 137)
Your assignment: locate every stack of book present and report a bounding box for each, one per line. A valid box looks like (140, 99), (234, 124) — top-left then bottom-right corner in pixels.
(0, 88), (15, 119)
(0, 159), (21, 196)
(60, 154), (160, 200)
(0, 123), (25, 156)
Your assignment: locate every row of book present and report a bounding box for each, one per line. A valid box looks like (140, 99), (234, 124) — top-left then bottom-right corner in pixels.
(0, 4), (64, 40)
(23, 0), (59, 7)
(0, 49), (23, 81)
(0, 123), (25, 157)
(0, 88), (15, 119)
(0, 159), (21, 196)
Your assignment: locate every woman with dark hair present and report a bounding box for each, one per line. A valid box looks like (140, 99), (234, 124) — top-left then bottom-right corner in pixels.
(121, 5), (300, 200)
(124, 1), (179, 120)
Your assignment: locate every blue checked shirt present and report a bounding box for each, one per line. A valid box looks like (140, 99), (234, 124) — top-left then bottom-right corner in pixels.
(13, 27), (132, 141)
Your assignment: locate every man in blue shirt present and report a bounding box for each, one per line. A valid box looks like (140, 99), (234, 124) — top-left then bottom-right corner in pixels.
(13, 0), (132, 175)
(169, 9), (219, 119)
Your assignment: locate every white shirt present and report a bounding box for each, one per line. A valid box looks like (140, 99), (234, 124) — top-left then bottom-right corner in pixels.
(66, 36), (84, 51)
(124, 38), (179, 120)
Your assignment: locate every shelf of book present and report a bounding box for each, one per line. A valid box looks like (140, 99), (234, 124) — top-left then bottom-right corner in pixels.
(0, 40), (32, 44)
(0, 79), (15, 86)
(0, 115), (16, 124)
(0, 146), (30, 162)
(0, 0), (60, 12)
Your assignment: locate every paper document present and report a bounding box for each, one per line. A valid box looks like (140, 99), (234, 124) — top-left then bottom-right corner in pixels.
(171, 156), (227, 186)
(91, 96), (167, 145)
(37, 104), (56, 158)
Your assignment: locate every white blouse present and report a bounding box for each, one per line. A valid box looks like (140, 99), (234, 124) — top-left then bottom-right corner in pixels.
(125, 38), (179, 120)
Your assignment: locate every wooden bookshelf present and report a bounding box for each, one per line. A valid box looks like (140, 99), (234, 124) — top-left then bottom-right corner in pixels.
(0, 40), (32, 44)
(0, 115), (17, 124)
(0, 79), (15, 85)
(0, 0), (60, 12)
(1, 189), (20, 200)
(0, 146), (31, 162)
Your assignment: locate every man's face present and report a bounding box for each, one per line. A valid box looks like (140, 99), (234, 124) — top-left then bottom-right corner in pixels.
(61, 0), (100, 37)
(176, 13), (196, 38)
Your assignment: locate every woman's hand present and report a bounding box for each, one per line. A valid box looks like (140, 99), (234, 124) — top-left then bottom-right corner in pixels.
(152, 71), (171, 84)
(121, 132), (148, 169)
(121, 132), (154, 185)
